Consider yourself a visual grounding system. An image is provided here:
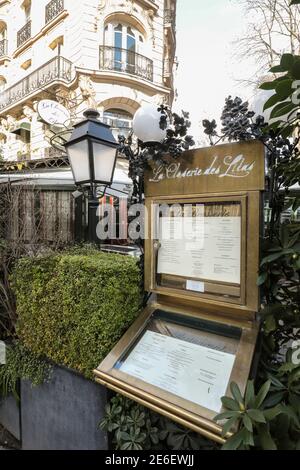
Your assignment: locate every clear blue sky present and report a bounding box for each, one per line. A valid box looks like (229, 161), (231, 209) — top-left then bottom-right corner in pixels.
(174, 0), (256, 143)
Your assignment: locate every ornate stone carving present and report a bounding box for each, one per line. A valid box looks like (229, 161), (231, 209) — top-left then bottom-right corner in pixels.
(143, 8), (155, 47)
(0, 115), (16, 132)
(22, 105), (35, 121)
(94, 0), (108, 31)
(151, 94), (168, 106)
(78, 75), (97, 109)
(117, 0), (134, 14)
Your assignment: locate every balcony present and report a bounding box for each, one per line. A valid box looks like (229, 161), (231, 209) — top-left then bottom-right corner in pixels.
(99, 46), (153, 82)
(0, 56), (74, 112)
(0, 39), (8, 57)
(45, 0), (64, 24)
(17, 20), (31, 48)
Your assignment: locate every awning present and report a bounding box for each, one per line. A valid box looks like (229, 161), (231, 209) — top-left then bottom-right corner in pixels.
(0, 159), (132, 198)
(11, 122), (31, 136)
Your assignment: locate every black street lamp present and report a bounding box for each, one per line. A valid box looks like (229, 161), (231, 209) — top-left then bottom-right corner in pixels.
(65, 109), (119, 242)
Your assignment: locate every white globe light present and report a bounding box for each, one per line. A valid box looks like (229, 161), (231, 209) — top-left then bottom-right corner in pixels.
(251, 88), (297, 125)
(133, 104), (167, 143)
(251, 89), (274, 122)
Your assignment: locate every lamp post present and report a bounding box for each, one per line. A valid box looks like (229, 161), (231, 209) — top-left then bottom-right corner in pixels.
(65, 109), (119, 243)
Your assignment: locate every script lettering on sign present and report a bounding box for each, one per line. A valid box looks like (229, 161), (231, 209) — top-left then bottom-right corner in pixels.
(149, 154), (255, 183)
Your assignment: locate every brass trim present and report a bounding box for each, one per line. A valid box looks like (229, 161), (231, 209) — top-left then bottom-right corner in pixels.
(95, 377), (227, 445)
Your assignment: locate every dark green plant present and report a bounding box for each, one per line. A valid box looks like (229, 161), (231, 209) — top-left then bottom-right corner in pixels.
(12, 249), (142, 379)
(0, 341), (52, 401)
(100, 394), (218, 451)
(118, 108), (194, 204)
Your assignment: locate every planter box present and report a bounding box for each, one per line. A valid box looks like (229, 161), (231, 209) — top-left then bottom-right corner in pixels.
(21, 364), (108, 450)
(0, 394), (21, 441)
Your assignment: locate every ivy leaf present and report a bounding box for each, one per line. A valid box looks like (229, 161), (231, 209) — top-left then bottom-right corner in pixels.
(214, 411), (241, 421)
(257, 424), (277, 450)
(263, 391), (286, 408)
(263, 404), (284, 421)
(275, 79), (294, 99)
(257, 271), (268, 286)
(243, 414), (253, 433)
(254, 380), (271, 408)
(247, 409), (266, 423)
(269, 65), (287, 73)
(221, 396), (241, 411)
(221, 429), (245, 450)
(245, 381), (255, 408)
(230, 382), (244, 408)
(280, 54), (294, 71)
(263, 93), (281, 111)
(221, 415), (240, 438)
(292, 60), (300, 79)
(264, 315), (277, 334)
(270, 102), (297, 119)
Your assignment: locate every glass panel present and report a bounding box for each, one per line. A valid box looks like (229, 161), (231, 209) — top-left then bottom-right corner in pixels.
(103, 108), (133, 138)
(92, 141), (116, 184)
(154, 201), (242, 297)
(115, 310), (240, 413)
(114, 29), (122, 71)
(126, 34), (135, 74)
(67, 139), (90, 183)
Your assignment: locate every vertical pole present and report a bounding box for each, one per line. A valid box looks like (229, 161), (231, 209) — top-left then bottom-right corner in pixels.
(88, 185), (99, 243)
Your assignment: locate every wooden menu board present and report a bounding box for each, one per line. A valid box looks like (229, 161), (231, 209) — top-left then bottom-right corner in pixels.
(95, 141), (265, 443)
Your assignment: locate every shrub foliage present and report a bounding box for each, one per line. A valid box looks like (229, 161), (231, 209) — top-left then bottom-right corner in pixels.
(12, 249), (141, 379)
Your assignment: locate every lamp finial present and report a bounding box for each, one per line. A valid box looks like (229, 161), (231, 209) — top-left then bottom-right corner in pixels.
(83, 109), (100, 120)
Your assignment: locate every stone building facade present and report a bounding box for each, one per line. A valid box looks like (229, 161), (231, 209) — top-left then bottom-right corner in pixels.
(0, 0), (176, 161)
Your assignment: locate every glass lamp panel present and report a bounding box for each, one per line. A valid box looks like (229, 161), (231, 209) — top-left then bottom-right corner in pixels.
(67, 139), (90, 183)
(92, 142), (117, 184)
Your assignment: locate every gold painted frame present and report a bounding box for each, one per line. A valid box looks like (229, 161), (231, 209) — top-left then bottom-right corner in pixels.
(145, 192), (261, 319)
(94, 300), (259, 444)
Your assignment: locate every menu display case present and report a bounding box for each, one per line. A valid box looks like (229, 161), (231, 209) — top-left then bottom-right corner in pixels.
(94, 141), (265, 443)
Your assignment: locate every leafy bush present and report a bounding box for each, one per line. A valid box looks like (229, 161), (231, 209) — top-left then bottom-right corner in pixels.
(0, 341), (52, 400)
(12, 249), (141, 379)
(100, 394), (218, 451)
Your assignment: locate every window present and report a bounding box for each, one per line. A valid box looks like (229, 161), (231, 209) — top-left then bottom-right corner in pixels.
(103, 108), (133, 139)
(24, 0), (31, 22)
(104, 22), (145, 73)
(0, 22), (7, 40)
(0, 76), (6, 92)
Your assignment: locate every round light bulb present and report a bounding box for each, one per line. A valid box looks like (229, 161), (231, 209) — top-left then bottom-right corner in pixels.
(133, 103), (167, 143)
(251, 89), (274, 122)
(252, 88), (296, 125)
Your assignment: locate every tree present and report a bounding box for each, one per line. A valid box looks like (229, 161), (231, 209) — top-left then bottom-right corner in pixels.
(236, 0), (300, 85)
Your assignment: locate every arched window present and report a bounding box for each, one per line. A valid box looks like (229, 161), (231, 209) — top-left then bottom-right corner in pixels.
(103, 108), (133, 139)
(104, 22), (145, 74)
(0, 76), (6, 92)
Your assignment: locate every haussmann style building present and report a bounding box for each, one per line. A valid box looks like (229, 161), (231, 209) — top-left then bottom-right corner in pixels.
(0, 0), (176, 162)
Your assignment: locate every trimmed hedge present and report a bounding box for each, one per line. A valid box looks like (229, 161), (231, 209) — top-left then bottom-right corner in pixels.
(12, 249), (141, 379)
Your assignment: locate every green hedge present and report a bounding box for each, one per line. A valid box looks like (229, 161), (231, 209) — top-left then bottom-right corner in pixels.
(12, 249), (141, 379)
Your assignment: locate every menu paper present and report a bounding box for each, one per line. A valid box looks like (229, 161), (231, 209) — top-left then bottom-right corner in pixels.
(119, 330), (236, 413)
(157, 216), (241, 284)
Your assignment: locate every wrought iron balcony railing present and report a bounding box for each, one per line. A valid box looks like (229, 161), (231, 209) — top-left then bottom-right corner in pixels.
(0, 56), (74, 112)
(46, 0), (64, 24)
(164, 9), (176, 29)
(0, 39), (8, 57)
(17, 20), (31, 48)
(99, 46), (153, 82)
